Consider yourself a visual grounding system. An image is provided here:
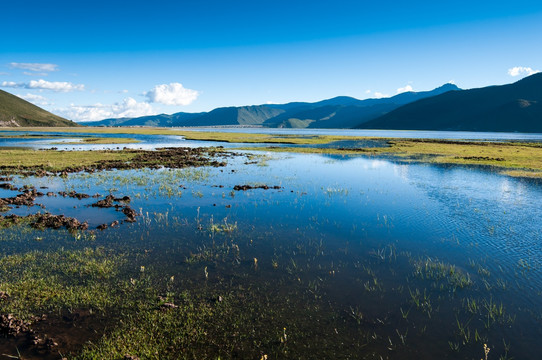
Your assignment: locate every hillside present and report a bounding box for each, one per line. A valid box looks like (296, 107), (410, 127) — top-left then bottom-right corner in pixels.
(0, 89), (79, 127)
(361, 73), (542, 132)
(178, 106), (284, 127)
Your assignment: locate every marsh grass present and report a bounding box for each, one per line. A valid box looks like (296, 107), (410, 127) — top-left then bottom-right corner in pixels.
(0, 149), (136, 173)
(412, 257), (473, 291)
(241, 139), (542, 178)
(0, 247), (127, 319)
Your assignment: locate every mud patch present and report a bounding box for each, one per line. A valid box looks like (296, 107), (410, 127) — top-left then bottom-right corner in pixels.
(233, 184), (282, 191)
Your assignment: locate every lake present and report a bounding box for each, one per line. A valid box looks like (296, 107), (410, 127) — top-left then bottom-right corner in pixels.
(0, 129), (541, 359)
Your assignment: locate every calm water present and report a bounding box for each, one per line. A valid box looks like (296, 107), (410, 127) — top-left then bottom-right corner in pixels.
(0, 133), (541, 358)
(2, 128), (542, 151)
(178, 127), (542, 141)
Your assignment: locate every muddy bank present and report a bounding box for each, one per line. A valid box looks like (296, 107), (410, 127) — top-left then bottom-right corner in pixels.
(0, 146), (233, 177)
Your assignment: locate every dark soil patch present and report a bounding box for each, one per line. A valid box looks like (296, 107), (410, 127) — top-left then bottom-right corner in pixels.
(32, 213), (89, 231)
(0, 188), (43, 208)
(0, 310), (110, 360)
(233, 184), (282, 191)
(0, 183), (17, 190)
(455, 156), (505, 161)
(58, 191), (90, 199)
(0, 147), (233, 177)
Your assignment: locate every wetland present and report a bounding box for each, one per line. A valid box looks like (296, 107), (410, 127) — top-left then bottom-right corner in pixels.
(0, 127), (541, 359)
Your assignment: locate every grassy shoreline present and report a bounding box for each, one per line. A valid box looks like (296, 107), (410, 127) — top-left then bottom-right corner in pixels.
(1, 126), (541, 178)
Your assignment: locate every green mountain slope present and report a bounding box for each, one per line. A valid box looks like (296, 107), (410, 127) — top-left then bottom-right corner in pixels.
(0, 89), (79, 127)
(177, 106), (285, 126)
(360, 73), (542, 132)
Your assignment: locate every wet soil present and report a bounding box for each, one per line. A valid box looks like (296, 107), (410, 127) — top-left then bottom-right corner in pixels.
(0, 310), (110, 360)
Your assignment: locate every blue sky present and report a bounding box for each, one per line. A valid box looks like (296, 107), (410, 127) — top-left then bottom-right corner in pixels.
(1, 0), (541, 121)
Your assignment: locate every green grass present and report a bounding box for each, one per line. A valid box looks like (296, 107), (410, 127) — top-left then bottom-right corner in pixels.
(0, 148), (137, 172)
(0, 146), (226, 175)
(0, 247), (127, 319)
(241, 140), (542, 178)
(380, 139), (542, 177)
(77, 294), (215, 359)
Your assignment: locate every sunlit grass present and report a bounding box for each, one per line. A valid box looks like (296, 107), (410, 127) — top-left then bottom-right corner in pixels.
(0, 247), (127, 318)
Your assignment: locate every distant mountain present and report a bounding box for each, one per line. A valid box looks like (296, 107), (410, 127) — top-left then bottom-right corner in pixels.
(79, 83), (461, 129)
(263, 83), (460, 128)
(84, 112), (204, 127)
(0, 89), (79, 127)
(360, 73), (542, 132)
(178, 106), (284, 127)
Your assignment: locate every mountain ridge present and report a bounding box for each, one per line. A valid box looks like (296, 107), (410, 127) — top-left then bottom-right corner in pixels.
(360, 73), (542, 132)
(84, 83), (461, 129)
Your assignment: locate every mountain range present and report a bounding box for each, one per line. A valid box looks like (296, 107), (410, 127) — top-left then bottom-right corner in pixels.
(84, 83), (461, 129)
(361, 73), (542, 132)
(0, 89), (78, 127)
(1, 73), (541, 132)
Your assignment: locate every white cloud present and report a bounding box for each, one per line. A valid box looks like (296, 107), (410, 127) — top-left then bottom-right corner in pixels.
(16, 93), (50, 106)
(1, 79), (84, 92)
(372, 92), (389, 99)
(396, 85), (413, 94)
(508, 66), (540, 77)
(9, 62), (58, 73)
(23, 71), (49, 76)
(58, 97), (155, 122)
(1, 81), (18, 87)
(365, 90), (372, 94)
(145, 83), (199, 106)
